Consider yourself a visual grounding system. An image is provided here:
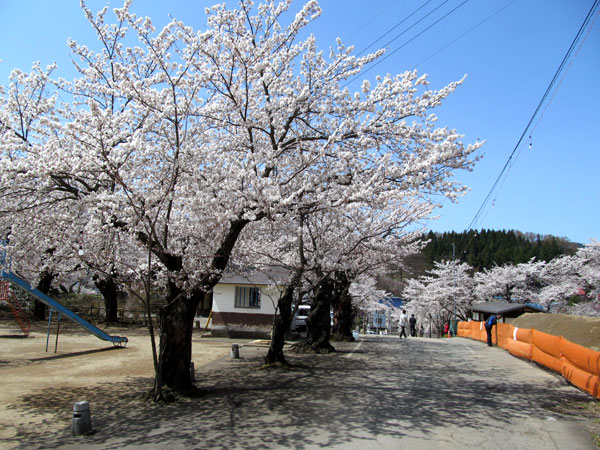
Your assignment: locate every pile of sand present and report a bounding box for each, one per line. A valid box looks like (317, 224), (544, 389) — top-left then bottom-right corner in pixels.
(509, 313), (600, 352)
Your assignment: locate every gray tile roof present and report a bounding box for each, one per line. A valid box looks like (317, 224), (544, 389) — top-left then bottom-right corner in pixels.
(219, 266), (291, 286)
(471, 300), (545, 314)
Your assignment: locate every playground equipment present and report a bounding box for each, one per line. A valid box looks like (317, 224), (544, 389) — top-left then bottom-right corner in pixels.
(0, 271), (128, 349)
(0, 241), (127, 349)
(0, 280), (31, 336)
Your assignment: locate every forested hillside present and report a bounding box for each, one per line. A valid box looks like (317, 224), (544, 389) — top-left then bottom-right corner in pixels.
(421, 230), (579, 271)
(377, 230), (580, 296)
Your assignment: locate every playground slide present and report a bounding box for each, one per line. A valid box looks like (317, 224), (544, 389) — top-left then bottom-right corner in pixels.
(0, 271), (127, 346)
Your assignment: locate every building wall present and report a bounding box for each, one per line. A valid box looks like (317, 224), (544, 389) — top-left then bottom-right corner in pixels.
(212, 284), (278, 315)
(211, 283), (282, 338)
(211, 312), (274, 339)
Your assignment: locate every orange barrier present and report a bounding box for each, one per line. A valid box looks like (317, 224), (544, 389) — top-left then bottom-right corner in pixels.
(531, 330), (564, 373)
(560, 338), (600, 376)
(457, 320), (600, 399)
(467, 320), (492, 343)
(505, 338), (532, 359)
(515, 327), (532, 344)
(496, 323), (511, 349)
(532, 329), (562, 358)
(476, 321), (487, 343)
(505, 326), (533, 359)
(562, 363), (600, 398)
(457, 321), (471, 338)
(531, 344), (564, 374)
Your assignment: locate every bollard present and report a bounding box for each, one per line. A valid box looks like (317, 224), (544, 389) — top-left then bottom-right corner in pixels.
(190, 361), (196, 382)
(71, 401), (93, 436)
(230, 343), (240, 359)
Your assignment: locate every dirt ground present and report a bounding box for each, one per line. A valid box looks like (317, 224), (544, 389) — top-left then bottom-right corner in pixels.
(1, 314), (599, 449)
(509, 313), (600, 351)
(0, 319), (248, 449)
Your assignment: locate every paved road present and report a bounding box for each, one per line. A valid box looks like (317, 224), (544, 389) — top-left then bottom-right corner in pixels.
(24, 336), (596, 449)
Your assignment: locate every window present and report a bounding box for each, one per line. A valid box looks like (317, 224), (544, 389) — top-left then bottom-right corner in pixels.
(235, 286), (261, 308)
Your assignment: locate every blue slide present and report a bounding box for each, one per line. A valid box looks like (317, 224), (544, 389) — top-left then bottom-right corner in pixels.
(1, 271), (127, 346)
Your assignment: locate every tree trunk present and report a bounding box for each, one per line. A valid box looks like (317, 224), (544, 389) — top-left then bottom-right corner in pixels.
(331, 274), (355, 341)
(157, 282), (203, 394)
(149, 218), (250, 397)
(33, 270), (53, 320)
(265, 285), (294, 365)
(94, 275), (118, 324)
(305, 277), (335, 353)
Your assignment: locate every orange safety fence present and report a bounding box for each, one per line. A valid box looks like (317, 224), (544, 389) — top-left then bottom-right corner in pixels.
(562, 362), (600, 398)
(457, 320), (600, 399)
(504, 326), (533, 359)
(532, 330), (564, 373)
(479, 321), (488, 343)
(471, 321), (487, 343)
(496, 323), (511, 349)
(457, 321), (470, 338)
(561, 338), (600, 376)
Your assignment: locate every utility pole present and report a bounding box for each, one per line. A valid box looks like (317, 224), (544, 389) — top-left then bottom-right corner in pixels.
(452, 243), (457, 336)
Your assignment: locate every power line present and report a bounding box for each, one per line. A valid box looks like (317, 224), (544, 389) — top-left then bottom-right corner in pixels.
(466, 0), (600, 232)
(356, 0), (442, 57)
(345, 0), (413, 46)
(412, 0), (518, 70)
(529, 0), (600, 137)
(343, 0), (472, 87)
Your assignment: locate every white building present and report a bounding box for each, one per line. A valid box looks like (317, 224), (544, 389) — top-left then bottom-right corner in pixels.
(210, 267), (288, 339)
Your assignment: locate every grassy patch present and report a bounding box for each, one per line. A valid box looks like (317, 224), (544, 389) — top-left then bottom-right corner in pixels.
(545, 400), (600, 417)
(545, 400), (600, 448)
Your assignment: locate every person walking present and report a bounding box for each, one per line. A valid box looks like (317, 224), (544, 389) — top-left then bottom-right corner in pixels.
(399, 310), (409, 338)
(485, 314), (501, 346)
(409, 314), (417, 337)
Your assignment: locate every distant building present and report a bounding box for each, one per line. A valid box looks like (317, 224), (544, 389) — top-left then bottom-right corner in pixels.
(367, 297), (403, 334)
(471, 300), (545, 323)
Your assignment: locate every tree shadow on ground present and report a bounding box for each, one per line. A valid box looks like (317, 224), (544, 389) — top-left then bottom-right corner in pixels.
(9, 337), (593, 449)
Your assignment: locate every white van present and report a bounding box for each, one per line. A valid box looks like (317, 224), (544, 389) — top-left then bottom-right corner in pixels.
(291, 304), (310, 332)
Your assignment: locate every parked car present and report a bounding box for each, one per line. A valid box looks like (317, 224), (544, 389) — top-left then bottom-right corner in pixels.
(291, 304), (310, 332)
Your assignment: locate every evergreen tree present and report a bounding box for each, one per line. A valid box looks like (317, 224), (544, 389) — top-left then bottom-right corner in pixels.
(420, 229), (576, 272)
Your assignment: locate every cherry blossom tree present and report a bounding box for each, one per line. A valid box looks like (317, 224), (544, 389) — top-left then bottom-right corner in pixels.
(473, 259), (546, 304)
(469, 245), (597, 314)
(565, 241), (600, 316)
(298, 199), (427, 346)
(260, 192), (429, 357)
(350, 274), (394, 332)
(400, 241), (599, 326)
(0, 0), (481, 395)
(529, 255), (581, 312)
(577, 241), (600, 296)
(225, 215), (306, 365)
(403, 259), (474, 335)
(234, 201), (423, 362)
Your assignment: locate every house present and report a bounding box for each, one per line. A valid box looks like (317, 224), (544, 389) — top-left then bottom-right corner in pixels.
(369, 311), (388, 334)
(471, 300), (545, 323)
(367, 297), (403, 334)
(210, 267), (289, 339)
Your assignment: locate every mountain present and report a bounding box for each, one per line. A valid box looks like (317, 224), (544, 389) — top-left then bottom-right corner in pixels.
(376, 229), (579, 297)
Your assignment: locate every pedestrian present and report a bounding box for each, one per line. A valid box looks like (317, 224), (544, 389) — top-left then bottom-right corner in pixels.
(409, 314), (417, 337)
(399, 310), (408, 338)
(484, 314), (501, 346)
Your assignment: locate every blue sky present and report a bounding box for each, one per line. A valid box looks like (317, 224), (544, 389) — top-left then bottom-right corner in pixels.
(1, 0), (598, 244)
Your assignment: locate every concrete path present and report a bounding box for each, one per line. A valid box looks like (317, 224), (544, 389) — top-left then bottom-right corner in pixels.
(20, 336), (597, 449)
